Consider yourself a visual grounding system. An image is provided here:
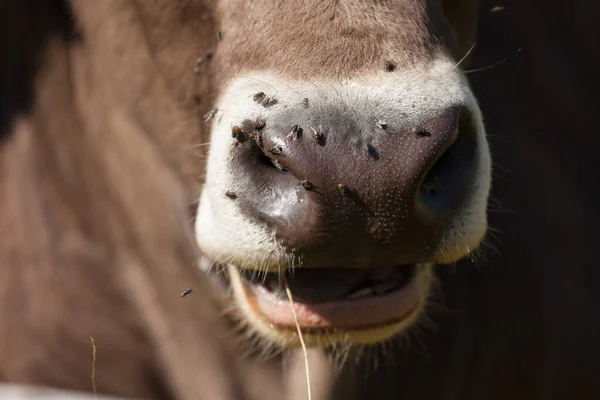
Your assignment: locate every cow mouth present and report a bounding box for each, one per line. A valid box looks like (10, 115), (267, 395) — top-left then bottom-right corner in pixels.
(215, 263), (433, 345)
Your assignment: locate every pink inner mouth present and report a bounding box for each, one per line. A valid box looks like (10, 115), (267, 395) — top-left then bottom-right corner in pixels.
(237, 265), (422, 330)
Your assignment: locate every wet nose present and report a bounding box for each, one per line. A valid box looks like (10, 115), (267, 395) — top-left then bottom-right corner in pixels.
(228, 104), (478, 266)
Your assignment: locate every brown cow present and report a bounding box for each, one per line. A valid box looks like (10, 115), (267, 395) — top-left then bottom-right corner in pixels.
(2, 1), (600, 400)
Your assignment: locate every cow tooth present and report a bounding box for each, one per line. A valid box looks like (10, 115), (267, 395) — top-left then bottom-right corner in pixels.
(347, 286), (374, 299)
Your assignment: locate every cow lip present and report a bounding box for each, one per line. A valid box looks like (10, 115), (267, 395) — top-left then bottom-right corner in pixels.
(227, 264), (427, 332)
(238, 264), (417, 304)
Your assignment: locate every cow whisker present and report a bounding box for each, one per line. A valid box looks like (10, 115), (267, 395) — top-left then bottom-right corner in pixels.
(463, 47), (523, 74)
(238, 75), (303, 96)
(187, 142), (212, 148)
(453, 41), (478, 70)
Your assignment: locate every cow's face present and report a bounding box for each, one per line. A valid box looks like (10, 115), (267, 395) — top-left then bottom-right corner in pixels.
(195, 0), (489, 347)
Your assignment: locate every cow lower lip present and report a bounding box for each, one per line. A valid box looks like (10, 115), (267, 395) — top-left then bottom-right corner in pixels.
(229, 265), (424, 331)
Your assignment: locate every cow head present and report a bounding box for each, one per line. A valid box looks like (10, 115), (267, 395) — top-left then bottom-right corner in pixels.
(195, 0), (490, 348)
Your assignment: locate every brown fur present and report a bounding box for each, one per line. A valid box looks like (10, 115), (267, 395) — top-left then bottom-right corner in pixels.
(213, 0), (469, 82)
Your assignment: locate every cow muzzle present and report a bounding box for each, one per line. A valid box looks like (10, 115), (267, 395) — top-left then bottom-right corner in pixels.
(195, 62), (491, 347)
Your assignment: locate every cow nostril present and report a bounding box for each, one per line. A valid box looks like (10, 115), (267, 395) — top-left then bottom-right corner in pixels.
(258, 153), (288, 172)
(418, 111), (478, 213)
(258, 153), (274, 168)
(241, 136), (289, 173)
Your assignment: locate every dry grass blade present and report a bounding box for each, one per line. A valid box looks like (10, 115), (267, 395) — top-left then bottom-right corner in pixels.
(89, 337), (97, 396)
(282, 276), (312, 400)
